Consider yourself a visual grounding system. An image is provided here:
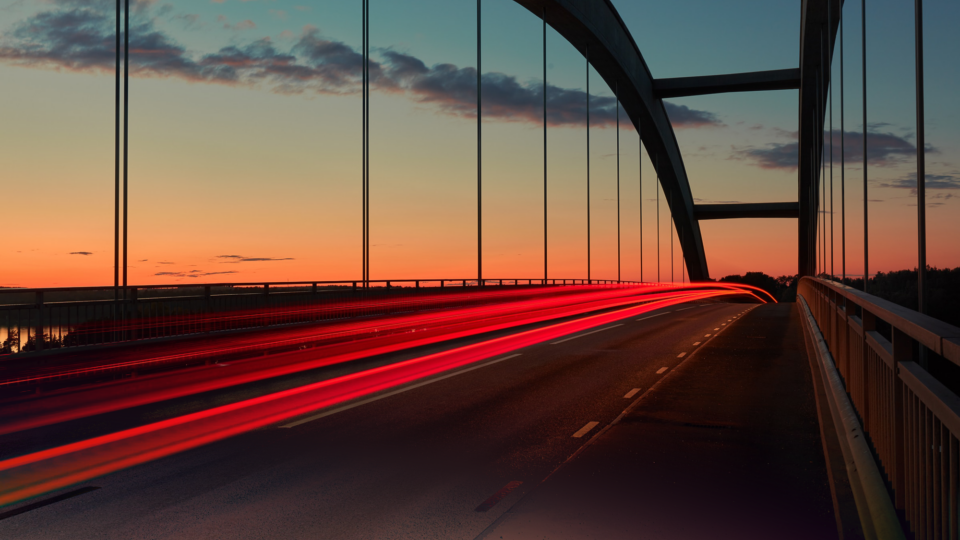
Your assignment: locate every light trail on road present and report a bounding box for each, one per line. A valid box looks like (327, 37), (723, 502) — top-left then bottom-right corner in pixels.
(0, 284), (770, 508)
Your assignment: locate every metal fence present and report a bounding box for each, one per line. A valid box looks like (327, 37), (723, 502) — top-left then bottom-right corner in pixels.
(799, 276), (960, 540)
(0, 278), (646, 357)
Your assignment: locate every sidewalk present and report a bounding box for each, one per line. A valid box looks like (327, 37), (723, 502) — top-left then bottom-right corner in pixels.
(479, 303), (841, 540)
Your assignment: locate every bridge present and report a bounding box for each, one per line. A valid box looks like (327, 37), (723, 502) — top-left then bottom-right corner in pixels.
(0, 1), (956, 539)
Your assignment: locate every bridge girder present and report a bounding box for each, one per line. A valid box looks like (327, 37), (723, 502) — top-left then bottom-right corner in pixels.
(695, 202), (801, 221)
(513, 0), (710, 281)
(654, 69), (802, 99)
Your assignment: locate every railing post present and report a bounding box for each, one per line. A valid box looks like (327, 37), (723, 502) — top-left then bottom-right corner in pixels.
(129, 287), (139, 340)
(843, 295), (855, 383)
(353, 281), (357, 292)
(861, 308), (876, 427)
(312, 283), (318, 294)
(892, 327), (914, 510)
(416, 280), (420, 289)
(263, 284), (270, 327)
(35, 290), (44, 352)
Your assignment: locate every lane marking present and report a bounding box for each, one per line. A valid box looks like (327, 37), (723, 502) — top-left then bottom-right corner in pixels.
(540, 305), (760, 485)
(721, 323), (726, 326)
(704, 334), (711, 337)
(656, 367), (668, 374)
(693, 341), (701, 346)
(677, 352), (687, 358)
(675, 307), (694, 311)
(551, 324), (623, 345)
(624, 388), (641, 399)
(573, 421), (600, 438)
(714, 328), (720, 331)
(281, 354), (523, 428)
(475, 481), (523, 512)
(636, 312), (668, 321)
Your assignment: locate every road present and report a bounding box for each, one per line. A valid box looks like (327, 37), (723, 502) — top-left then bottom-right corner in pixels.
(0, 301), (834, 539)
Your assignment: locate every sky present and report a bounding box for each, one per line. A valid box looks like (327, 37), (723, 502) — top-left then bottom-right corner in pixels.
(1, 0), (957, 287)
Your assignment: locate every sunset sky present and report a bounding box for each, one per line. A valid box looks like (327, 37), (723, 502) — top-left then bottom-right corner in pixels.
(2, 0), (958, 287)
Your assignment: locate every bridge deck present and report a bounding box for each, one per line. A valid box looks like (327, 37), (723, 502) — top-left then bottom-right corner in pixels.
(481, 303), (841, 539)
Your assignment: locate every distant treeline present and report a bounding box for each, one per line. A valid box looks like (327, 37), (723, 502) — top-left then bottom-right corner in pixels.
(717, 267), (960, 328)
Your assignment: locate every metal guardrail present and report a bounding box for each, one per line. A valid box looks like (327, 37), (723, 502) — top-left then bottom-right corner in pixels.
(799, 276), (960, 540)
(0, 278), (647, 356)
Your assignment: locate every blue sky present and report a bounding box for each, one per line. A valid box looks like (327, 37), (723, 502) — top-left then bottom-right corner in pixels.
(0, 0), (956, 286)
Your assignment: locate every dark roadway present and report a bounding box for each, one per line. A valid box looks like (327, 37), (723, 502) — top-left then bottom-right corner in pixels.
(0, 302), (837, 539)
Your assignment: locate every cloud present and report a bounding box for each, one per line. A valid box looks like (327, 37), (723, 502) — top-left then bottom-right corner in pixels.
(154, 270), (239, 278)
(734, 129), (922, 170)
(876, 173), (960, 194)
(216, 255), (295, 262)
(663, 102), (722, 128)
(0, 4), (720, 130)
(69, 251), (93, 255)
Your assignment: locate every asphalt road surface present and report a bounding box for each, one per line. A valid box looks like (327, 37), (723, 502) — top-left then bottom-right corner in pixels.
(0, 301), (835, 539)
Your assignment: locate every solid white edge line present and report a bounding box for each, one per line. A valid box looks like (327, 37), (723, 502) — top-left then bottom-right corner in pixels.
(280, 353), (523, 428)
(550, 324), (623, 345)
(572, 421), (600, 438)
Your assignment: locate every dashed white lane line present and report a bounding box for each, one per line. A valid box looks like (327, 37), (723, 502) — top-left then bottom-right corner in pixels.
(624, 388), (641, 399)
(573, 421), (600, 438)
(675, 307), (695, 311)
(636, 312), (668, 321)
(677, 352), (687, 358)
(280, 353), (523, 428)
(551, 324), (623, 345)
(693, 341), (701, 346)
(656, 367), (669, 374)
(714, 328), (720, 331)
(704, 334), (711, 337)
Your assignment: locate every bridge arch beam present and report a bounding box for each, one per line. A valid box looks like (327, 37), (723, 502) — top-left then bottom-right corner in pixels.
(513, 0), (710, 281)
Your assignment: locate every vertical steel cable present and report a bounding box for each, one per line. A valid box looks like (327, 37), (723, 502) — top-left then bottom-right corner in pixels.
(915, 0), (926, 313)
(829, 0), (834, 280)
(841, 0), (846, 284)
(639, 126), (643, 283)
(122, 0), (129, 293)
(862, 0), (868, 292)
(543, 8), (548, 283)
(365, 0), (370, 285)
(361, 0), (367, 285)
(114, 0), (120, 303)
(477, 0), (482, 284)
(670, 192), (674, 282)
(656, 155), (660, 283)
(586, 47), (591, 282)
(616, 82), (621, 282)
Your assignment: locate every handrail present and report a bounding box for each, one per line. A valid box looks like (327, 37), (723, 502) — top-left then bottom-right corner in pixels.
(798, 276), (960, 538)
(803, 276), (960, 364)
(0, 278), (647, 295)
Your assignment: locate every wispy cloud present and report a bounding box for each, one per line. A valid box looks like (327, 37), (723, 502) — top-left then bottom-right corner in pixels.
(733, 129), (924, 170)
(0, 3), (719, 130)
(154, 270), (239, 278)
(216, 255), (295, 263)
(69, 251), (93, 256)
(876, 173), (960, 194)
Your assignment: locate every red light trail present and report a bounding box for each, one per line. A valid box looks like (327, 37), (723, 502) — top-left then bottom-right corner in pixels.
(0, 283), (770, 508)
